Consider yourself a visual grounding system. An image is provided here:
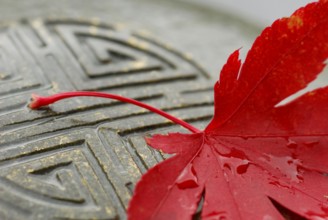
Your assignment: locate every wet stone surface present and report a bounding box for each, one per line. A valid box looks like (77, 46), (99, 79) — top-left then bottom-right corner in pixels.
(0, 18), (215, 219)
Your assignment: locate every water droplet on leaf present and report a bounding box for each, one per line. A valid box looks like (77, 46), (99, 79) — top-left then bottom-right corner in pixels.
(268, 179), (290, 189)
(176, 163), (198, 189)
(218, 148), (250, 175)
(223, 163), (232, 172)
(306, 208), (328, 220)
(263, 215), (276, 220)
(203, 211), (227, 220)
(304, 139), (319, 148)
(321, 203), (328, 212)
(236, 162), (250, 174)
(267, 155), (303, 183)
(286, 139), (298, 148)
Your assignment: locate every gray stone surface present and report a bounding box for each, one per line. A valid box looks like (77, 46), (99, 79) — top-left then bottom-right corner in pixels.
(0, 0), (259, 77)
(184, 0), (315, 27)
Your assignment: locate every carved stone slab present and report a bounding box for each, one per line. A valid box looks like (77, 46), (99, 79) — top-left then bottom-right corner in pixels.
(0, 18), (213, 219)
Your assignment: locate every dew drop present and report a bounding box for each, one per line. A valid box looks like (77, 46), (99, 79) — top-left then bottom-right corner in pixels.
(263, 215), (275, 220)
(268, 155), (303, 183)
(286, 139), (298, 148)
(226, 148), (247, 159)
(268, 179), (290, 189)
(176, 163), (198, 189)
(304, 140), (319, 148)
(203, 211), (227, 220)
(236, 162), (250, 174)
(324, 195), (328, 202)
(223, 163), (232, 172)
(306, 209), (328, 220)
(218, 148), (250, 176)
(241, 136), (249, 141)
(321, 203), (328, 212)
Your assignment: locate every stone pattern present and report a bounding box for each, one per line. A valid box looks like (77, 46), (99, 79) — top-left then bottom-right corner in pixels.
(0, 19), (213, 219)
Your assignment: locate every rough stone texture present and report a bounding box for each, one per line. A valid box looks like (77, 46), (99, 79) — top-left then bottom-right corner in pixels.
(0, 1), (259, 220)
(0, 0), (259, 77)
(0, 17), (214, 220)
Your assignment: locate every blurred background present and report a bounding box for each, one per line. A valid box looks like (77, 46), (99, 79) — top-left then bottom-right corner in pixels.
(182, 0), (314, 27)
(0, 0), (319, 79)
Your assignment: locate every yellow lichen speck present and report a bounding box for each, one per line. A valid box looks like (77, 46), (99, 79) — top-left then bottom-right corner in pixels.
(288, 15), (303, 30)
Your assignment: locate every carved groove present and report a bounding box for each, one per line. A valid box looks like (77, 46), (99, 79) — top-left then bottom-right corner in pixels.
(0, 18), (214, 219)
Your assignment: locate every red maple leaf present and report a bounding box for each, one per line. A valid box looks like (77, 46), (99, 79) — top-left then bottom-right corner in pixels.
(29, 1), (328, 219)
(127, 1), (328, 219)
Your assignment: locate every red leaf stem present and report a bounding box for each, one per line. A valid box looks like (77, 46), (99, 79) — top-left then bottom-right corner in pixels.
(29, 91), (201, 133)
